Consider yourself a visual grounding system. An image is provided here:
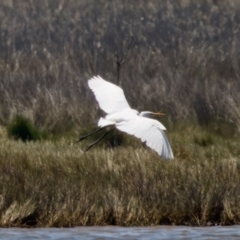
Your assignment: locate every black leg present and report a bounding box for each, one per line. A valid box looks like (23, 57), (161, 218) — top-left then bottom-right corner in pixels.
(76, 126), (107, 143)
(84, 129), (115, 152)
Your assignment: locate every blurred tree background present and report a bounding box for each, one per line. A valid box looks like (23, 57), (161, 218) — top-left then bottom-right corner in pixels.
(0, 0), (240, 135)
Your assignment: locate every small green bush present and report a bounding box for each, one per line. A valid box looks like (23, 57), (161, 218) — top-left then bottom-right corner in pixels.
(7, 115), (43, 141)
(194, 134), (214, 147)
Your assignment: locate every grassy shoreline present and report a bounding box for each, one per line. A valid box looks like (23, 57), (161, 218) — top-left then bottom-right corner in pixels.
(1, 125), (240, 227)
(0, 0), (240, 227)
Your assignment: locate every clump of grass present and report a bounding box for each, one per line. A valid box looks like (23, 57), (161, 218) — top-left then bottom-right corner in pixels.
(194, 134), (214, 147)
(7, 115), (45, 141)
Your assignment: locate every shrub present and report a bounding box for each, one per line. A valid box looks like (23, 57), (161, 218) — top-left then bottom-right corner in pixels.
(7, 115), (43, 141)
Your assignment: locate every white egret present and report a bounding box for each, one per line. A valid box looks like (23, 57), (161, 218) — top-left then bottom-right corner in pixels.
(77, 76), (174, 159)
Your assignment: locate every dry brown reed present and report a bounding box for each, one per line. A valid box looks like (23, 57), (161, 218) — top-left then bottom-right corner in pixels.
(0, 1), (240, 131)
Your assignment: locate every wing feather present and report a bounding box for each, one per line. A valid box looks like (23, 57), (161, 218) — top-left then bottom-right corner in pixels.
(116, 117), (174, 159)
(88, 76), (131, 114)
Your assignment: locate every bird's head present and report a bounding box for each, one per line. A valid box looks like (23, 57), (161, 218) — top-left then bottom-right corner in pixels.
(139, 111), (165, 118)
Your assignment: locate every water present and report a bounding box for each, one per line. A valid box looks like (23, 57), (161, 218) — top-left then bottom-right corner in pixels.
(0, 226), (240, 240)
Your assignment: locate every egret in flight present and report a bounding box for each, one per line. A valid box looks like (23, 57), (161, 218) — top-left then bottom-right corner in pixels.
(77, 76), (174, 159)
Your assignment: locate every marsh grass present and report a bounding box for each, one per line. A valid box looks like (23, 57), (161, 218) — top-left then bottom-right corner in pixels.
(1, 0), (240, 227)
(0, 124), (240, 227)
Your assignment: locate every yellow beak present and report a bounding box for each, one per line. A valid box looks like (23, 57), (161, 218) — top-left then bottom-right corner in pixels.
(151, 112), (165, 116)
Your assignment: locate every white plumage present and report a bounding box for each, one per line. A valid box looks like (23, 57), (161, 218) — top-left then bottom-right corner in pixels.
(88, 77), (130, 114)
(87, 76), (174, 159)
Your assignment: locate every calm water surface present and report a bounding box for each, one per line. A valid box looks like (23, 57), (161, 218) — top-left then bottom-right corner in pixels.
(0, 226), (240, 240)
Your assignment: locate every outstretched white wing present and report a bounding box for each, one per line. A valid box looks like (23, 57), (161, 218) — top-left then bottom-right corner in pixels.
(116, 117), (174, 159)
(88, 76), (131, 114)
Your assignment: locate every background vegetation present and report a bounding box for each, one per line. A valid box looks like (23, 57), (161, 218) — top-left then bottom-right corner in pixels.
(0, 0), (240, 131)
(0, 0), (240, 226)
